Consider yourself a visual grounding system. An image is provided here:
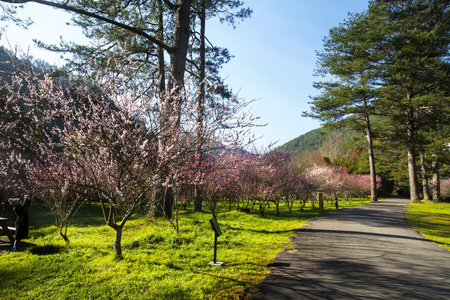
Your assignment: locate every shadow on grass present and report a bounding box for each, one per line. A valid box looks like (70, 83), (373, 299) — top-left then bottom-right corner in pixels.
(225, 225), (294, 234)
(29, 244), (66, 255)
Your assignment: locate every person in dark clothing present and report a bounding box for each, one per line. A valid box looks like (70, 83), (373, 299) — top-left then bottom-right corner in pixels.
(11, 199), (29, 251)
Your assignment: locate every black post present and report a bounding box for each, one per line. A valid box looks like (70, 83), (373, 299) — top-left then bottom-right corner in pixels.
(213, 233), (218, 263)
(208, 217), (224, 266)
(318, 193), (324, 214)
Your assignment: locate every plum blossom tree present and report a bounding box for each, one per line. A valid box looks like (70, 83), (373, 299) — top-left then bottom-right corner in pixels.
(0, 150), (28, 203)
(305, 165), (343, 198)
(235, 153), (264, 214)
(289, 166), (316, 211)
(0, 58), (164, 257)
(192, 149), (244, 217)
(279, 166), (303, 212)
(235, 149), (295, 215)
(25, 155), (88, 243)
(339, 172), (382, 202)
(261, 149), (298, 214)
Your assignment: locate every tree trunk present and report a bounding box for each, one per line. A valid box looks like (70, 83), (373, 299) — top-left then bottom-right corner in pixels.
(193, 187), (203, 211)
(163, 186), (174, 218)
(150, 188), (174, 218)
(363, 110), (378, 202)
(158, 0), (193, 218)
(157, 0), (166, 95)
(432, 155), (440, 202)
(406, 107), (419, 202)
(113, 225), (123, 259)
(407, 146), (420, 202)
(59, 226), (70, 244)
(420, 152), (431, 200)
(167, 0), (193, 93)
(193, 0), (206, 212)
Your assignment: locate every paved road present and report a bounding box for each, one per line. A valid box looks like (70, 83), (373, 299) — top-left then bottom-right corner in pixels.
(252, 198), (450, 299)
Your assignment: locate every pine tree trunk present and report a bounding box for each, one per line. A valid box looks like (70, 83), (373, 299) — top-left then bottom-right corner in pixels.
(432, 155), (440, 202)
(406, 143), (420, 202)
(364, 111), (378, 202)
(420, 153), (431, 200)
(193, 0), (206, 212)
(157, 0), (165, 95)
(167, 0), (193, 93)
(161, 0), (192, 218)
(407, 146), (419, 202)
(406, 107), (419, 202)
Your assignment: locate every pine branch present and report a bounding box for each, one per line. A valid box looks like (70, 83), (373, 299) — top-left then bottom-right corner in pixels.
(0, 0), (174, 53)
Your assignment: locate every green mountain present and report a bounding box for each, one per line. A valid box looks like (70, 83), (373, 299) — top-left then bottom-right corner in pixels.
(281, 128), (362, 156)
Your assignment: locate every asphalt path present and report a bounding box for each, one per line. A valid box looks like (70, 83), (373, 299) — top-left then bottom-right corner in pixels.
(252, 198), (450, 299)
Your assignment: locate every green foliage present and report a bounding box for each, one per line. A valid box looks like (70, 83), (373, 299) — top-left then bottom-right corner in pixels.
(0, 198), (373, 299)
(281, 128), (360, 157)
(281, 124), (426, 193)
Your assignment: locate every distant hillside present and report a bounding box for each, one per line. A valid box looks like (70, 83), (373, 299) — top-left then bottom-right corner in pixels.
(281, 128), (362, 156)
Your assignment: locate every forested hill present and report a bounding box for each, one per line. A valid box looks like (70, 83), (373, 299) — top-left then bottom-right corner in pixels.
(280, 128), (362, 156)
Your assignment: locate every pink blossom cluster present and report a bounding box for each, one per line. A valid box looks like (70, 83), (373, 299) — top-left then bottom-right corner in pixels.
(305, 165), (382, 198)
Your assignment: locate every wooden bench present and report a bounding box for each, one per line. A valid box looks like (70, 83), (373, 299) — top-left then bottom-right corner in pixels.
(0, 217), (15, 243)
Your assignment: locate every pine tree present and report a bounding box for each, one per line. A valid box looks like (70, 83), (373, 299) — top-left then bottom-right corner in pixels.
(368, 0), (450, 201)
(306, 9), (381, 201)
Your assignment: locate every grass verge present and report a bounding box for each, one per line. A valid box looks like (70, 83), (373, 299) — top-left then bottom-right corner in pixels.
(0, 198), (372, 299)
(406, 200), (450, 251)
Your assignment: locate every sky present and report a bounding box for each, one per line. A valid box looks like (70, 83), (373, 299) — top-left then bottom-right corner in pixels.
(0, 0), (369, 148)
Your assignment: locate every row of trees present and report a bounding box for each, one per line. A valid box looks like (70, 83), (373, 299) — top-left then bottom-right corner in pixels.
(0, 47), (256, 257)
(2, 1), (434, 260)
(0, 0), (253, 213)
(0, 54), (380, 257)
(306, 0), (450, 202)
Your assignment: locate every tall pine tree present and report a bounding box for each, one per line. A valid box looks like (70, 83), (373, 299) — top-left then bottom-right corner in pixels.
(307, 9), (381, 201)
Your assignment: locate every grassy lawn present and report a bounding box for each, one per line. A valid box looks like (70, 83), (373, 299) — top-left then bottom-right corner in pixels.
(0, 198), (372, 300)
(406, 200), (450, 251)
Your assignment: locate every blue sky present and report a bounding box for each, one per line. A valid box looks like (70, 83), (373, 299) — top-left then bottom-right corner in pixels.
(0, 0), (369, 148)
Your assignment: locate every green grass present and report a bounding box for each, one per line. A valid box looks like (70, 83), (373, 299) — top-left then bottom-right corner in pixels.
(406, 200), (450, 251)
(0, 198), (373, 300)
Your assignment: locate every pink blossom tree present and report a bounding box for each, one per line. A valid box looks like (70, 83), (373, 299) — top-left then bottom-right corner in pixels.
(305, 165), (344, 198)
(290, 167), (316, 211)
(0, 57), (162, 257)
(0, 50), (259, 256)
(193, 150), (244, 217)
(340, 172), (382, 201)
(262, 149), (298, 214)
(234, 149), (295, 215)
(25, 155), (88, 243)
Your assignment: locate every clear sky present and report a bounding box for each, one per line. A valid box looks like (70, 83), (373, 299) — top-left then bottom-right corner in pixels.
(0, 0), (369, 148)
